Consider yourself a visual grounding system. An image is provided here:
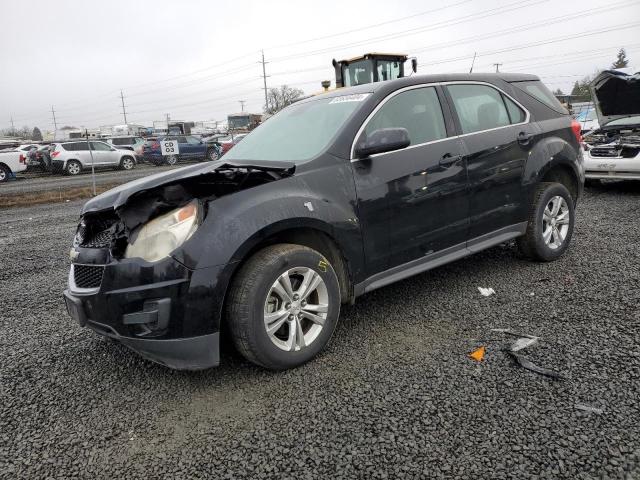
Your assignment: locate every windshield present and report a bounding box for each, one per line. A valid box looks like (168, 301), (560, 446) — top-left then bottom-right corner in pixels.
(575, 110), (597, 121)
(604, 115), (640, 127)
(224, 94), (368, 162)
(343, 60), (374, 87)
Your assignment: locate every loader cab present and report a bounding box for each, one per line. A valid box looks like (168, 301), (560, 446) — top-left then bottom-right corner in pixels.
(332, 53), (416, 88)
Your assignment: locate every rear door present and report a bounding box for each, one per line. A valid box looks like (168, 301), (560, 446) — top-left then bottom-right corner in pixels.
(444, 82), (537, 240)
(176, 136), (189, 158)
(352, 85), (469, 274)
(75, 141), (94, 166)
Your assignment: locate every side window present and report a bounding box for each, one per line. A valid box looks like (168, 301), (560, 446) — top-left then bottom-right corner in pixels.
(90, 142), (112, 151)
(62, 143), (75, 151)
(503, 95), (526, 124)
(186, 136), (200, 144)
(177, 136), (187, 143)
(364, 87), (447, 146)
(446, 84), (511, 134)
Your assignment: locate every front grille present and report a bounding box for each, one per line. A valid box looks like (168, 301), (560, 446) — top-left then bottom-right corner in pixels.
(75, 214), (119, 248)
(590, 147), (619, 158)
(73, 264), (104, 289)
(82, 230), (112, 248)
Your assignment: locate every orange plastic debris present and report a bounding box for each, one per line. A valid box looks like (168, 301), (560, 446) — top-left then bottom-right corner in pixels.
(469, 346), (486, 362)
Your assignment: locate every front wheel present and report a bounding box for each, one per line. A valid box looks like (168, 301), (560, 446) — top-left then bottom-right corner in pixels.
(226, 244), (341, 370)
(165, 154), (178, 166)
(517, 182), (575, 262)
(207, 148), (220, 161)
(120, 156), (135, 170)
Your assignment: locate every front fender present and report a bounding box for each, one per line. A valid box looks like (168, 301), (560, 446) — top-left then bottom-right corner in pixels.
(173, 162), (364, 277)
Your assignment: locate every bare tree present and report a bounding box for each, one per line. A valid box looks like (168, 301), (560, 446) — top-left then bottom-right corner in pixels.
(32, 127), (43, 141)
(264, 85), (305, 115)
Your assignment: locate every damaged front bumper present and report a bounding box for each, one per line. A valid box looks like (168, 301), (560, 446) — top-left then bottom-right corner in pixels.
(63, 254), (225, 370)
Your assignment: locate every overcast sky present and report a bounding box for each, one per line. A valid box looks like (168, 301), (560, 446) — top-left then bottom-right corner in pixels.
(1, 0), (638, 131)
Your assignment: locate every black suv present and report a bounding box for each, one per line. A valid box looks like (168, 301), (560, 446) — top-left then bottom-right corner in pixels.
(63, 73), (584, 370)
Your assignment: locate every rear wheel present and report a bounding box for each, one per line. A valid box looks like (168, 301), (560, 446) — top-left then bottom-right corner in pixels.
(0, 165), (10, 182)
(226, 244), (341, 370)
(517, 182), (575, 262)
(65, 160), (81, 176)
(120, 156), (135, 170)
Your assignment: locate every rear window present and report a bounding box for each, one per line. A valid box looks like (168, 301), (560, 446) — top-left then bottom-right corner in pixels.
(63, 142), (89, 151)
(512, 80), (568, 114)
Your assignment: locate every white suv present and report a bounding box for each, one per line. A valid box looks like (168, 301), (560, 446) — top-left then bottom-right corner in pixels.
(51, 140), (137, 175)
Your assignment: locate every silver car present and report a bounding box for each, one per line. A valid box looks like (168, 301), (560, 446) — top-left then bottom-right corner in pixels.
(50, 140), (137, 175)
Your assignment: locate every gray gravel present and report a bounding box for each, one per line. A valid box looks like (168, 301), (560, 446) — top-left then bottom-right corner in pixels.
(1, 182), (639, 479)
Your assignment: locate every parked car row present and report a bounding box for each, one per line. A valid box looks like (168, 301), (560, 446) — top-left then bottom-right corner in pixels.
(0, 133), (247, 182)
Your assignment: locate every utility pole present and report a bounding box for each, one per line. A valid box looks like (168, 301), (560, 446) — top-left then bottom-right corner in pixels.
(260, 50), (269, 112)
(51, 106), (58, 139)
(120, 90), (128, 124)
(493, 63), (503, 73)
(238, 100), (246, 112)
(469, 52), (477, 74)
(9, 115), (15, 135)
(165, 113), (170, 133)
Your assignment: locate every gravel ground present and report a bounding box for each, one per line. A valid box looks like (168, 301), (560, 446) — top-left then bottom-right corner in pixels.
(1, 160), (202, 195)
(1, 182), (639, 479)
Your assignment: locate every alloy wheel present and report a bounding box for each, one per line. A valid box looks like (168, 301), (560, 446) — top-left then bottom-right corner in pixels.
(122, 158), (134, 169)
(0, 169), (6, 182)
(264, 267), (329, 352)
(542, 195), (570, 250)
(166, 155), (177, 165)
(68, 162), (80, 175)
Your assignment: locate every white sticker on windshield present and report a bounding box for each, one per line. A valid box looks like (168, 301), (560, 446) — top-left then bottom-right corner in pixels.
(329, 93), (371, 104)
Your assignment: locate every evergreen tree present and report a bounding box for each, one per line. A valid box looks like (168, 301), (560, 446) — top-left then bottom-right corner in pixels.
(612, 48), (629, 68)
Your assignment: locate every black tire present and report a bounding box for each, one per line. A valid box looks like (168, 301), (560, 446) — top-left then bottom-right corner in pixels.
(120, 156), (135, 170)
(226, 244), (341, 370)
(165, 155), (179, 166)
(207, 148), (220, 161)
(65, 160), (82, 176)
(0, 164), (10, 182)
(517, 182), (575, 262)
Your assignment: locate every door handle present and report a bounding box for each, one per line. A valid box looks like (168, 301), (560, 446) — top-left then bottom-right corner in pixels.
(439, 153), (462, 167)
(517, 132), (534, 145)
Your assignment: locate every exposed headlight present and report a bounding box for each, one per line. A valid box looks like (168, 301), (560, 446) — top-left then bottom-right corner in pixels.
(125, 200), (199, 262)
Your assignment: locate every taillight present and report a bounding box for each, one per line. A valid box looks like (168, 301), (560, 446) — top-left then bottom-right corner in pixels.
(19, 154), (26, 164)
(51, 151), (60, 158)
(152, 142), (160, 149)
(571, 119), (583, 144)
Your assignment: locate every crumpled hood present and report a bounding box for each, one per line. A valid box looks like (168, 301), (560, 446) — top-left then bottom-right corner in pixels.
(81, 159), (295, 214)
(590, 69), (640, 128)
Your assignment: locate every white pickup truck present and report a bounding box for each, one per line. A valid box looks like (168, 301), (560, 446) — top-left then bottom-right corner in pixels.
(0, 149), (28, 182)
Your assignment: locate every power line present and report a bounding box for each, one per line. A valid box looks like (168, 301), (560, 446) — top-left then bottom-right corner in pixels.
(270, 0), (546, 63)
(51, 106), (58, 135)
(261, 50), (270, 112)
(265, 0), (475, 51)
(120, 90), (128, 124)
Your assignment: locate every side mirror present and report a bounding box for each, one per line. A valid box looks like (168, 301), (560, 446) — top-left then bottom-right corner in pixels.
(355, 128), (410, 158)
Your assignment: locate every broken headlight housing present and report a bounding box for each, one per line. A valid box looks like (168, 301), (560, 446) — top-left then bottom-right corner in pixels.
(125, 200), (199, 262)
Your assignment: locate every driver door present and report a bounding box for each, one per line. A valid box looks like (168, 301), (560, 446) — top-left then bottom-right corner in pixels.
(351, 85), (469, 276)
